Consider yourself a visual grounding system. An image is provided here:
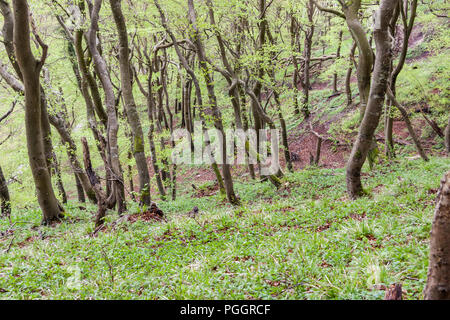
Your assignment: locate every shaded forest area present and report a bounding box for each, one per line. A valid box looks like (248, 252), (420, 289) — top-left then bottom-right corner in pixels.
(0, 0), (449, 300)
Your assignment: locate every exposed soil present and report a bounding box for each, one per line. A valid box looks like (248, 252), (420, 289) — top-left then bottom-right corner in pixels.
(287, 121), (350, 170)
(192, 183), (220, 198)
(128, 210), (164, 223)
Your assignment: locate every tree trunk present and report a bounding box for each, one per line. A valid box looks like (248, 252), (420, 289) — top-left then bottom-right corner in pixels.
(346, 0), (398, 199)
(12, 0), (63, 224)
(445, 116), (450, 155)
(86, 0), (126, 214)
(110, 0), (151, 206)
(52, 152), (67, 204)
(339, 2), (374, 121)
(147, 65), (167, 199)
(48, 113), (98, 203)
(0, 164), (11, 217)
(332, 30), (343, 93)
(187, 0), (239, 205)
(385, 0), (417, 158)
(74, 173), (86, 204)
(345, 42), (357, 107)
(386, 88), (429, 162)
(81, 137), (107, 228)
(302, 0), (315, 119)
(290, 14), (301, 116)
(73, 30), (111, 199)
(424, 171), (450, 300)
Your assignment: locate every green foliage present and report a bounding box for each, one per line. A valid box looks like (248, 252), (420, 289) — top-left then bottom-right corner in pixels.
(1, 157), (448, 299)
(0, 0), (449, 301)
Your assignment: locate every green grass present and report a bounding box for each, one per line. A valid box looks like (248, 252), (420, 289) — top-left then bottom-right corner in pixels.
(1, 156), (448, 300)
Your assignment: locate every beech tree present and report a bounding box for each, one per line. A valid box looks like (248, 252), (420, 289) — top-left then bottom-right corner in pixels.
(0, 164), (10, 217)
(345, 0), (399, 198)
(12, 0), (64, 224)
(85, 0), (126, 214)
(0, 101), (14, 217)
(445, 117), (450, 155)
(110, 0), (151, 206)
(425, 171), (450, 300)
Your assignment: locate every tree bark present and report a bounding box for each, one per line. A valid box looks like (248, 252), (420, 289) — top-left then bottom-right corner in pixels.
(385, 0), (417, 158)
(12, 0), (64, 224)
(86, 0), (126, 214)
(302, 0), (315, 119)
(346, 0), (398, 199)
(73, 30), (111, 197)
(290, 13), (301, 116)
(52, 152), (67, 204)
(48, 112), (98, 203)
(424, 171), (450, 300)
(345, 42), (357, 106)
(0, 164), (11, 217)
(74, 173), (86, 204)
(332, 30), (343, 93)
(110, 0), (151, 206)
(82, 137), (107, 228)
(445, 116), (450, 155)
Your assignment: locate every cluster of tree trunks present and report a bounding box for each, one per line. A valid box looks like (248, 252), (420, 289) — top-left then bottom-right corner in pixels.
(0, 0), (446, 237)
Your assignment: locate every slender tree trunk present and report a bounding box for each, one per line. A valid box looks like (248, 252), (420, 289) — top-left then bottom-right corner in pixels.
(48, 112), (98, 203)
(386, 88), (429, 161)
(52, 152), (67, 204)
(290, 14), (301, 115)
(276, 95), (292, 172)
(187, 0), (239, 205)
(40, 95), (54, 175)
(239, 85), (256, 179)
(81, 138), (107, 228)
(87, 0), (126, 214)
(302, 0), (315, 119)
(236, 15), (256, 179)
(332, 30), (343, 93)
(385, 0), (417, 158)
(264, 27), (292, 172)
(74, 173), (86, 204)
(340, 2), (374, 121)
(346, 42), (357, 106)
(12, 0), (64, 224)
(147, 66), (167, 199)
(74, 30), (111, 199)
(252, 0), (268, 177)
(346, 0), (398, 199)
(0, 164), (11, 217)
(134, 43), (168, 200)
(445, 116), (450, 155)
(110, 0), (151, 206)
(424, 171), (450, 300)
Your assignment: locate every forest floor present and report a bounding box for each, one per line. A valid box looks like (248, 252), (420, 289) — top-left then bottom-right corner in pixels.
(0, 156), (449, 299)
